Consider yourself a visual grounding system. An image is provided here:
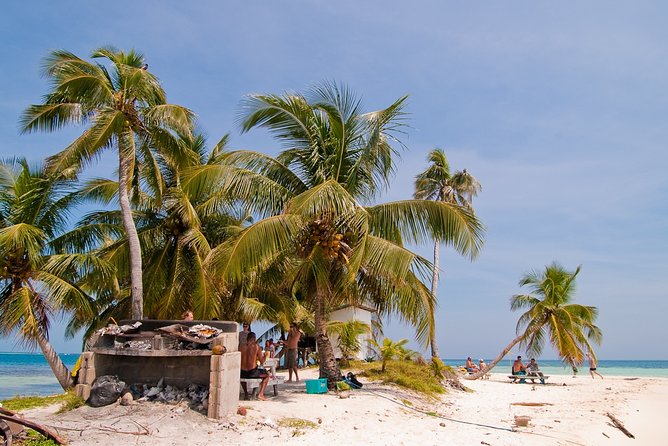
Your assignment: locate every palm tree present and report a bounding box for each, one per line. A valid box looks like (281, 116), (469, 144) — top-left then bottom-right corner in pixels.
(21, 47), (194, 319)
(327, 319), (371, 367)
(183, 82), (484, 386)
(60, 132), (248, 323)
(414, 149), (482, 359)
(0, 159), (113, 390)
(465, 262), (602, 380)
(369, 338), (409, 372)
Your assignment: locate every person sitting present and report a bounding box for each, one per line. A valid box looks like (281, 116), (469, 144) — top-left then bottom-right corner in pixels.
(478, 359), (489, 379)
(512, 355), (527, 383)
(239, 332), (269, 400)
(526, 358), (545, 384)
(264, 338), (276, 358)
(465, 357), (479, 373)
(181, 310), (193, 321)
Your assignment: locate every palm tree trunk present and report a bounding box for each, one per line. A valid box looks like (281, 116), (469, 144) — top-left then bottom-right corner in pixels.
(314, 290), (340, 388)
(119, 128), (143, 320)
(36, 332), (73, 390)
(463, 332), (525, 380)
(429, 239), (440, 359)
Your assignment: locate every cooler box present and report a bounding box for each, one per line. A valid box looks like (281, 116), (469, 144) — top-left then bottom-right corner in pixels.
(305, 378), (328, 394)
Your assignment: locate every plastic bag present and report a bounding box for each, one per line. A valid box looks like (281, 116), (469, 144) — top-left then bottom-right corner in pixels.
(87, 375), (126, 407)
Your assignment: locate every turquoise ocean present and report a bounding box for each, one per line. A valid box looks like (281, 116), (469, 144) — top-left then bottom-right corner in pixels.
(1, 353), (667, 400)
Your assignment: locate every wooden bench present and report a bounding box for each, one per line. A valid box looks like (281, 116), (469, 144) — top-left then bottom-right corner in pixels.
(240, 376), (285, 399)
(508, 374), (549, 384)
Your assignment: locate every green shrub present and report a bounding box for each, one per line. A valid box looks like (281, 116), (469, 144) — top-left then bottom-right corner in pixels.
(349, 359), (446, 395)
(1, 391), (84, 413)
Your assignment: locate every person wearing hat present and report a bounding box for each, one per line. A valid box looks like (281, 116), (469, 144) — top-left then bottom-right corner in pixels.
(478, 359), (490, 379)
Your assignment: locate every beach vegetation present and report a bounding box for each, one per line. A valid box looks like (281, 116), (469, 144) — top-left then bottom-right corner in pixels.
(21, 431), (58, 446)
(21, 47), (195, 320)
(327, 319), (370, 367)
(0, 159), (112, 390)
(0, 391), (82, 412)
(184, 82), (484, 386)
(414, 149), (482, 359)
(354, 358), (446, 395)
(277, 417), (318, 429)
(465, 262), (602, 380)
(370, 337), (409, 372)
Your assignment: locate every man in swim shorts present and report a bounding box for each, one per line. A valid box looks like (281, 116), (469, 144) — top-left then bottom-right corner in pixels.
(285, 322), (302, 382)
(586, 352), (603, 379)
(240, 332), (269, 400)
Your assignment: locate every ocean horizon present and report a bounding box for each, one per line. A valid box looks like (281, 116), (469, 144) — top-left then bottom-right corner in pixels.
(2, 352), (668, 400)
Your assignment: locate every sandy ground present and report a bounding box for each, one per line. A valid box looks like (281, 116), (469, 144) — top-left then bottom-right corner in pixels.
(17, 368), (668, 446)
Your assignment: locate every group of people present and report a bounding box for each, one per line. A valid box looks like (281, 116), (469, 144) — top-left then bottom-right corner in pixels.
(239, 321), (303, 400)
(511, 352), (603, 383)
(465, 357), (487, 374)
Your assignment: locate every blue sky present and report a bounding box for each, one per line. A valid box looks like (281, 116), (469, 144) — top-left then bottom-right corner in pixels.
(1, 1), (666, 359)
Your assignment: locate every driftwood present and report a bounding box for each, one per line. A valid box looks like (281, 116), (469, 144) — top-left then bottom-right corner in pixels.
(606, 412), (635, 439)
(0, 414), (67, 445)
(0, 419), (12, 446)
(510, 402), (554, 407)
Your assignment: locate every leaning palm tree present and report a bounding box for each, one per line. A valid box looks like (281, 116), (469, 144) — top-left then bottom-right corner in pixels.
(184, 82), (484, 385)
(465, 262), (602, 380)
(21, 47), (194, 319)
(0, 159), (113, 390)
(414, 148), (482, 359)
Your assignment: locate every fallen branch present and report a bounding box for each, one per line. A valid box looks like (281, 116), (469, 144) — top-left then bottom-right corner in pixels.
(0, 414), (67, 445)
(0, 419), (12, 446)
(605, 412), (635, 439)
(511, 402), (554, 407)
(54, 424), (149, 436)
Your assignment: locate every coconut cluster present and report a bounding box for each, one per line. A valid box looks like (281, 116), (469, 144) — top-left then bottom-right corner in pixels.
(299, 219), (352, 264)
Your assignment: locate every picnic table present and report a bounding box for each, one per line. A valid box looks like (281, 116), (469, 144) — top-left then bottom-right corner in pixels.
(240, 358), (285, 399)
(508, 373), (550, 384)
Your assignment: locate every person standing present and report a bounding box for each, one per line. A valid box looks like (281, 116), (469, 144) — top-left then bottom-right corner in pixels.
(181, 310), (194, 321)
(587, 352), (604, 379)
(285, 322), (302, 382)
(238, 322), (251, 349)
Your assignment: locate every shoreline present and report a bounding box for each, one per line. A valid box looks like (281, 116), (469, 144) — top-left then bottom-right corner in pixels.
(13, 368), (667, 445)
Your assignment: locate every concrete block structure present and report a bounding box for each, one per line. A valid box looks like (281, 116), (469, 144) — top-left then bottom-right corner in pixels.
(75, 320), (241, 419)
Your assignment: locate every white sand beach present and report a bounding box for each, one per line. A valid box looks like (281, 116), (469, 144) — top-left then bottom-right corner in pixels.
(18, 367), (667, 446)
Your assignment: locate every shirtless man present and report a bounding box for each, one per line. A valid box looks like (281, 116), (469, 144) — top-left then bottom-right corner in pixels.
(239, 332), (269, 400)
(465, 357), (479, 373)
(586, 352), (603, 379)
(285, 322), (302, 382)
(512, 355), (527, 383)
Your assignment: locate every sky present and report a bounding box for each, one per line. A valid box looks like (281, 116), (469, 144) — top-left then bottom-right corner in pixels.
(1, 1), (666, 359)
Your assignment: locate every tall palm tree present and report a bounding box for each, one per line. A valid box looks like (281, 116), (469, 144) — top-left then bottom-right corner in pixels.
(465, 262), (602, 380)
(0, 159), (113, 390)
(59, 132), (248, 323)
(20, 47), (194, 319)
(414, 149), (482, 359)
(184, 82), (484, 385)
